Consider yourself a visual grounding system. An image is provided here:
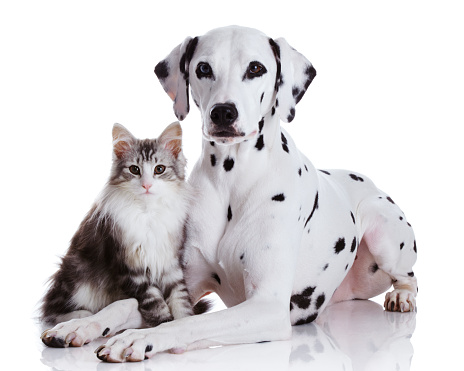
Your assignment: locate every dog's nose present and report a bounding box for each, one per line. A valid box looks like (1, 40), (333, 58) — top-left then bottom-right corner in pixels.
(210, 103), (238, 126)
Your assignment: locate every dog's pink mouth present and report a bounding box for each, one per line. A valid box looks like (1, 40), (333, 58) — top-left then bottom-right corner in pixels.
(211, 130), (246, 138)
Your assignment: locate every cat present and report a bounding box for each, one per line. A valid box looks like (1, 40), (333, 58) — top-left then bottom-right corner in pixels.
(41, 121), (196, 346)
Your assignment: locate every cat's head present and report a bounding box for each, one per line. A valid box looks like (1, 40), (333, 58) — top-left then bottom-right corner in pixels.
(109, 122), (187, 197)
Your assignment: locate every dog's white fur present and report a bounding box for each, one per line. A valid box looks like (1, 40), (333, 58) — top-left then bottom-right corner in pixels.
(43, 26), (418, 362)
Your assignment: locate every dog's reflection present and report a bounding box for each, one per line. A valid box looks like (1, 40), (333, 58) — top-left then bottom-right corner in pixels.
(41, 300), (415, 371)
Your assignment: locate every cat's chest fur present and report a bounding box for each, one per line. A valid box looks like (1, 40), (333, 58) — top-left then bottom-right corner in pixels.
(99, 183), (190, 282)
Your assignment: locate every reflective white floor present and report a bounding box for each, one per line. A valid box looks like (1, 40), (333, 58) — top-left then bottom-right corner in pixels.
(32, 299), (417, 371)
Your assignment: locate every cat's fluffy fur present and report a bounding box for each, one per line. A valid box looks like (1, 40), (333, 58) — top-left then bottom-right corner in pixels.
(41, 122), (195, 328)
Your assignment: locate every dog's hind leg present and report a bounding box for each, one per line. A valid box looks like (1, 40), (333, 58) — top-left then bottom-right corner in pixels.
(331, 193), (418, 312)
(41, 299), (143, 348)
(358, 195), (418, 312)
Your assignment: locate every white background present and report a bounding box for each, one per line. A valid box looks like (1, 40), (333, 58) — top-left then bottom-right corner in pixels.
(1, 0), (463, 370)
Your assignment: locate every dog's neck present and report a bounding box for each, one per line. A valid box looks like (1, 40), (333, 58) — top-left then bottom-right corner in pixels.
(198, 110), (284, 187)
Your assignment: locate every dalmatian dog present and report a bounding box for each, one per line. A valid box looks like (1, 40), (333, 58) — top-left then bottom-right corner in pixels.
(93, 25), (417, 362)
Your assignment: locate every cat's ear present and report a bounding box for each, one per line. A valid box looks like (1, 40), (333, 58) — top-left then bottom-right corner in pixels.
(158, 121), (183, 158)
(112, 123), (136, 159)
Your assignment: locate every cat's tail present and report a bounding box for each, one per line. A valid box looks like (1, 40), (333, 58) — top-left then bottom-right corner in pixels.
(193, 297), (214, 315)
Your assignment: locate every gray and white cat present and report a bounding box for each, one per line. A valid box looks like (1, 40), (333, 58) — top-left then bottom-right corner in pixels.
(41, 122), (196, 347)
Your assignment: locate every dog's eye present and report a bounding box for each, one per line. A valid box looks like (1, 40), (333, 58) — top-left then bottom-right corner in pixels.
(154, 165), (166, 175)
(196, 62), (214, 79)
(245, 61), (267, 80)
(129, 165), (140, 175)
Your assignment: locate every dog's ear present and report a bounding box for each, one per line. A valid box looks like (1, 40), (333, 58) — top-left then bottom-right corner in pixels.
(155, 37), (199, 121)
(270, 38), (316, 123)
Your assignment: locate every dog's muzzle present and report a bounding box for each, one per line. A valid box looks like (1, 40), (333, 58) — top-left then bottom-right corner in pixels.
(209, 103), (242, 138)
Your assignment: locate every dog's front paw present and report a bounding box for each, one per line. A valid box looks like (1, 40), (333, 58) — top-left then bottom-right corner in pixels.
(41, 318), (104, 348)
(95, 328), (181, 363)
(384, 289), (416, 312)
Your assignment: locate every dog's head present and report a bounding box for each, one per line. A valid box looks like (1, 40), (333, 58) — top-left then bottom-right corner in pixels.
(155, 26), (316, 145)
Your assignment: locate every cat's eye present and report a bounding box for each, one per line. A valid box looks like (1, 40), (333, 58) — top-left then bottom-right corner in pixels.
(154, 165), (166, 175)
(129, 165), (140, 175)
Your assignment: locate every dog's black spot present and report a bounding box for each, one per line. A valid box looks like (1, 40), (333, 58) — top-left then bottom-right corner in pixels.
(260, 92), (265, 103)
(240, 253), (245, 261)
(272, 193), (285, 202)
(154, 60), (169, 80)
(223, 157), (235, 171)
(370, 263), (379, 274)
(345, 264), (349, 270)
(334, 238), (346, 254)
(210, 154), (216, 167)
(302, 286), (316, 297)
(407, 222), (412, 227)
(413, 240), (417, 253)
(212, 273), (221, 285)
(304, 192), (319, 229)
(399, 216), (403, 221)
(281, 133), (288, 144)
(269, 38), (282, 92)
(323, 263), (329, 271)
(281, 132), (290, 153)
(255, 134), (265, 150)
(258, 118), (265, 133)
(287, 108), (296, 123)
(292, 86), (300, 98)
(408, 271), (415, 277)
(291, 286), (316, 310)
(315, 294), (325, 310)
(387, 196), (395, 204)
(295, 313), (318, 326)
(351, 212), (356, 224)
(318, 170), (331, 175)
(210, 141), (215, 146)
(271, 106), (276, 116)
(349, 174), (364, 182)
(400, 242), (404, 250)
(350, 237), (357, 252)
(298, 168), (302, 176)
(305, 65), (317, 82)
(145, 344), (153, 353)
(291, 294), (311, 310)
(180, 37), (199, 77)
(102, 328), (110, 337)
(227, 205), (232, 221)
(295, 90), (306, 104)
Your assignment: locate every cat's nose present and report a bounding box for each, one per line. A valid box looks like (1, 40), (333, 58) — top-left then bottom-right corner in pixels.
(142, 184), (152, 191)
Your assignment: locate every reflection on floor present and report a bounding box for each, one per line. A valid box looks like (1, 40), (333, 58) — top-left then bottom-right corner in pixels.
(40, 299), (415, 371)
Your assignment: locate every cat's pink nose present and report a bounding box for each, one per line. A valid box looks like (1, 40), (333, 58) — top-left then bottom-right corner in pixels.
(142, 184), (152, 191)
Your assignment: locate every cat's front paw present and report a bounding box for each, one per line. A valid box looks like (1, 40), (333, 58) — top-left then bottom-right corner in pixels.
(41, 318), (106, 348)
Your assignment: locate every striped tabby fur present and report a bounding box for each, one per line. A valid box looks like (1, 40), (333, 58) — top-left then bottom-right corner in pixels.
(41, 122), (195, 327)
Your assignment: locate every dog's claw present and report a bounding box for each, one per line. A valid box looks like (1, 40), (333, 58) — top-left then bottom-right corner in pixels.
(95, 346), (111, 361)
